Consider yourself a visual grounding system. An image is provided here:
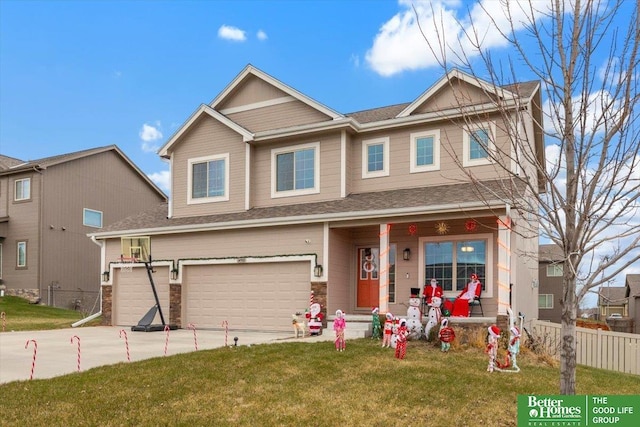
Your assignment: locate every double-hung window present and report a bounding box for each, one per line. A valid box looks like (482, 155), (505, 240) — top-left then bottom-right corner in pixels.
(410, 130), (440, 173)
(547, 264), (563, 277)
(463, 122), (496, 167)
(539, 294), (554, 309)
(15, 178), (31, 201)
(272, 142), (319, 197)
(362, 137), (389, 178)
(188, 154), (229, 204)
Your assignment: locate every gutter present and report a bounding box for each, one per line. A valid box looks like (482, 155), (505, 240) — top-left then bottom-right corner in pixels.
(72, 236), (104, 327)
(88, 199), (509, 239)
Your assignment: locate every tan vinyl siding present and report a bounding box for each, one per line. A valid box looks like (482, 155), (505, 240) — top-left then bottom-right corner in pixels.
(350, 116), (512, 194)
(227, 100), (332, 133)
(327, 228), (351, 313)
(252, 132), (342, 208)
(104, 223), (325, 267)
(39, 151), (166, 307)
(413, 79), (498, 114)
(217, 75), (290, 110)
(171, 115), (246, 218)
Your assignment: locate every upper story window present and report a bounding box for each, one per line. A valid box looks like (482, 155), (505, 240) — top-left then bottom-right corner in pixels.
(410, 130), (440, 173)
(362, 137), (389, 178)
(17, 241), (27, 268)
(271, 142), (319, 198)
(539, 294), (554, 309)
(547, 263), (563, 277)
(83, 208), (103, 228)
(463, 121), (496, 167)
(188, 154), (229, 204)
(15, 178), (31, 201)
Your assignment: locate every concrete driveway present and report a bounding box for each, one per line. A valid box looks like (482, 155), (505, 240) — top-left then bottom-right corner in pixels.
(0, 326), (327, 384)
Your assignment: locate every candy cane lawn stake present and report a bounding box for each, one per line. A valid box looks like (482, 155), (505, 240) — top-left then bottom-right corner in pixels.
(25, 339), (37, 380)
(71, 335), (81, 372)
(188, 323), (198, 351)
(164, 324), (170, 356)
(1, 311), (5, 332)
(119, 329), (131, 362)
(222, 320), (229, 347)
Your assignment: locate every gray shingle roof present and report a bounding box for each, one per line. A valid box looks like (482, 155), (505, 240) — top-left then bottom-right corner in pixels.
(5, 145), (117, 171)
(599, 286), (628, 304)
(97, 178), (524, 235)
(0, 154), (24, 171)
(539, 244), (564, 262)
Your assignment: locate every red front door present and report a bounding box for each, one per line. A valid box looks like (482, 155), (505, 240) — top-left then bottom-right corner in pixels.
(357, 247), (379, 308)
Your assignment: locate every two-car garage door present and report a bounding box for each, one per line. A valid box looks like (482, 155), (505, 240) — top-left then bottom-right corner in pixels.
(184, 262), (310, 332)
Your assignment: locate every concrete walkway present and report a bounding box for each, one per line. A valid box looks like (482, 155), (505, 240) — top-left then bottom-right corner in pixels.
(0, 326), (332, 384)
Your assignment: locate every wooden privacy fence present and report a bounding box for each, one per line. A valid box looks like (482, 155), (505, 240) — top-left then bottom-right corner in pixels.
(530, 320), (640, 375)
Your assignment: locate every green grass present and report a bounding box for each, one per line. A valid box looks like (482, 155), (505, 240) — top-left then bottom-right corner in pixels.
(1, 297), (638, 426)
(0, 296), (101, 331)
(0, 338), (638, 427)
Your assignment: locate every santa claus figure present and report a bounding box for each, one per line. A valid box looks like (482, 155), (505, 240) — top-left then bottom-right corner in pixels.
(438, 318), (455, 352)
(382, 312), (394, 348)
(422, 278), (443, 306)
(371, 307), (382, 339)
(306, 303), (324, 336)
(486, 325), (501, 372)
(333, 309), (346, 351)
(452, 273), (482, 317)
(394, 318), (409, 359)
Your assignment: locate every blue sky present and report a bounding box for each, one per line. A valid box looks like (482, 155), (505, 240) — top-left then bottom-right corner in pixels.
(1, 1), (637, 302)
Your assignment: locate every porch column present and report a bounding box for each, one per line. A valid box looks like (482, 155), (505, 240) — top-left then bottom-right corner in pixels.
(497, 216), (512, 315)
(379, 223), (391, 314)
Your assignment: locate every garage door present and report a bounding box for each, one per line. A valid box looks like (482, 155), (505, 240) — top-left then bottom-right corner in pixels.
(113, 267), (170, 326)
(184, 262), (310, 331)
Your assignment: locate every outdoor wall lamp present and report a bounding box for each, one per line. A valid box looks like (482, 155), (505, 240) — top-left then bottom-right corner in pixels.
(102, 271), (110, 282)
(171, 269), (179, 281)
(314, 264), (323, 277)
(403, 248), (411, 261)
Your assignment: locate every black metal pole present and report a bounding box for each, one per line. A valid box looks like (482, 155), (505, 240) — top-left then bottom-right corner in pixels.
(145, 256), (167, 325)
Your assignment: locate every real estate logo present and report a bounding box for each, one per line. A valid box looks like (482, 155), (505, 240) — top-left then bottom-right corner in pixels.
(518, 395), (640, 427)
(521, 395), (584, 425)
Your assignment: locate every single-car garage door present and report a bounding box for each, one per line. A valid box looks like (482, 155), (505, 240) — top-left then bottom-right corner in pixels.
(184, 262), (310, 331)
(113, 267), (171, 326)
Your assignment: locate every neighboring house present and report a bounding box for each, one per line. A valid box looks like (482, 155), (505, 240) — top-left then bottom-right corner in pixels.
(0, 146), (167, 310)
(538, 244), (564, 323)
(626, 274), (640, 334)
(598, 286), (628, 319)
(90, 65), (544, 331)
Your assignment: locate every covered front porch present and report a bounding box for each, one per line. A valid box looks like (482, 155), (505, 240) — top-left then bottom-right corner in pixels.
(324, 215), (514, 322)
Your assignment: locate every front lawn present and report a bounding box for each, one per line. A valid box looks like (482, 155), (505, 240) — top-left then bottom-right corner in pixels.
(0, 296), (101, 331)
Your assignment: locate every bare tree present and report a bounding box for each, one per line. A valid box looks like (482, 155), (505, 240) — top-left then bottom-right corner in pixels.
(420, 0), (639, 394)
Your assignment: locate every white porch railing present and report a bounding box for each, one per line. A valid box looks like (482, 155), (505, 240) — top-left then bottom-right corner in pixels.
(530, 320), (640, 376)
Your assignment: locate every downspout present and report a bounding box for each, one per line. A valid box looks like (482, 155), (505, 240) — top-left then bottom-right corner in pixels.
(72, 235), (104, 327)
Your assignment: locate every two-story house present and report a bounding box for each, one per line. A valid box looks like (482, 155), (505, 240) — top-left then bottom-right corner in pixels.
(0, 146), (167, 310)
(90, 65), (544, 331)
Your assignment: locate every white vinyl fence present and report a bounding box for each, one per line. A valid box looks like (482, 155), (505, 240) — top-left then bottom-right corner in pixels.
(530, 320), (640, 375)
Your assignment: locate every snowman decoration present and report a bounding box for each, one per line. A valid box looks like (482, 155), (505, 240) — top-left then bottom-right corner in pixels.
(424, 296), (442, 340)
(405, 295), (423, 340)
(306, 302), (324, 336)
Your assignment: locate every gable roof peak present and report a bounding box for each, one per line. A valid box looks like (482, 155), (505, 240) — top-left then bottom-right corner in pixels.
(209, 63), (343, 120)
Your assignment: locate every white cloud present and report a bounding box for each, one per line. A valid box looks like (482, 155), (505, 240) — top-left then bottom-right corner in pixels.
(218, 25), (247, 42)
(139, 122), (163, 153)
(366, 0), (551, 76)
(257, 30), (268, 41)
(148, 170), (171, 193)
